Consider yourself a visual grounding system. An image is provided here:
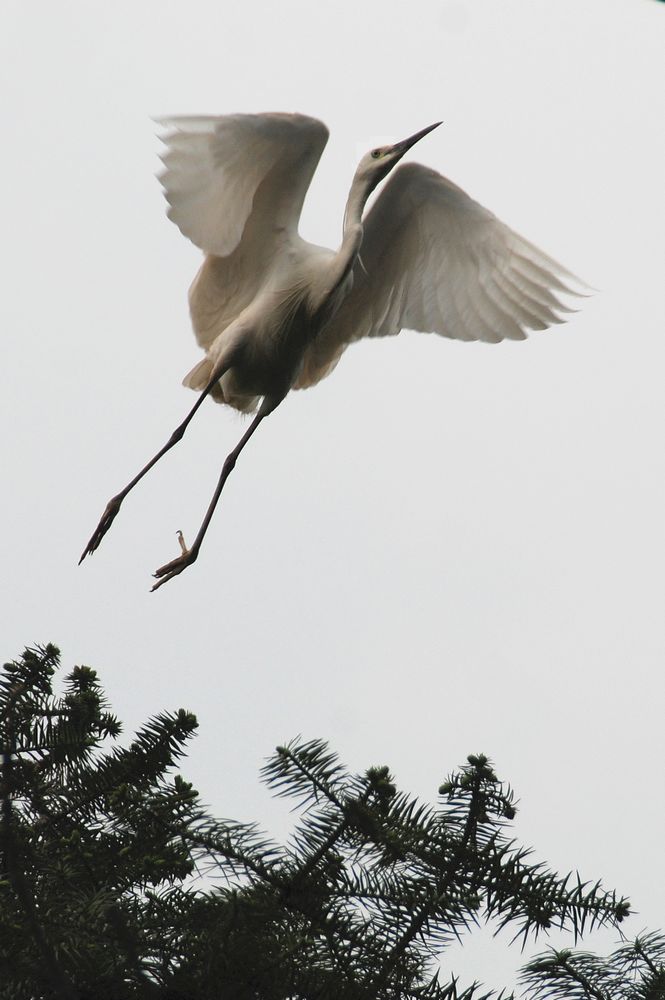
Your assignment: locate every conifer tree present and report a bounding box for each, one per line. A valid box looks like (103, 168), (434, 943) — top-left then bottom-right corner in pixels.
(1, 645), (661, 999)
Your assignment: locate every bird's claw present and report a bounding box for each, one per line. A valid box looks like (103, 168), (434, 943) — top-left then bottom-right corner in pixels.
(79, 496), (123, 564)
(176, 530), (188, 555)
(151, 535), (198, 591)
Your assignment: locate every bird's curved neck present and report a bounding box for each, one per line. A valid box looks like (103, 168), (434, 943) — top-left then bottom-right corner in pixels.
(343, 171), (374, 234)
(331, 173), (375, 290)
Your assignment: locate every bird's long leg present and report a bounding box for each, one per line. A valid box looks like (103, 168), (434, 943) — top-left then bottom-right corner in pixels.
(151, 407), (269, 591)
(79, 362), (231, 564)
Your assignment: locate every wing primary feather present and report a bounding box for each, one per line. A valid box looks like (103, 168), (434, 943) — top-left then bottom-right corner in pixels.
(295, 157), (587, 386)
(156, 112), (329, 257)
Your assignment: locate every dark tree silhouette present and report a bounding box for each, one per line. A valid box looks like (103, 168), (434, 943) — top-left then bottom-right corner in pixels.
(1, 645), (660, 999)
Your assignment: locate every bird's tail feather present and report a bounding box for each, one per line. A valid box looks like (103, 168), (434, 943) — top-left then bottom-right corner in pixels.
(182, 357), (260, 412)
(183, 357), (214, 392)
(183, 358), (226, 403)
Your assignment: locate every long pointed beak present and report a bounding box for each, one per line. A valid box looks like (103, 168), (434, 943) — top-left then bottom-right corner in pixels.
(389, 121), (442, 157)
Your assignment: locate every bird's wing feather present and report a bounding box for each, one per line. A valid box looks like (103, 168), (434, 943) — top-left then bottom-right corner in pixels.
(296, 162), (583, 389)
(157, 113), (329, 257)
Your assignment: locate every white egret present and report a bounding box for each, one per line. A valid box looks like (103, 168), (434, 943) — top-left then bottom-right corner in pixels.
(80, 113), (582, 589)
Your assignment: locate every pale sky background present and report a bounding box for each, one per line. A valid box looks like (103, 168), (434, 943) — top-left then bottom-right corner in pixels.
(2, 0), (664, 991)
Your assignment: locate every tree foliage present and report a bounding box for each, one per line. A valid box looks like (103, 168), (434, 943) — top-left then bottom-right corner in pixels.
(520, 933), (665, 999)
(0, 645), (660, 999)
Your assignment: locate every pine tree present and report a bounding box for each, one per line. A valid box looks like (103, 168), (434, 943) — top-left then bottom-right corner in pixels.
(520, 933), (665, 999)
(1, 645), (661, 999)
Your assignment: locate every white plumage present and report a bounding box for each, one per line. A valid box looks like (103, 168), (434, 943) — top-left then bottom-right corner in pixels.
(81, 112), (582, 588)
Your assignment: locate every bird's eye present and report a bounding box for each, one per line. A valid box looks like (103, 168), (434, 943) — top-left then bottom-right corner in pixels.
(371, 149), (382, 159)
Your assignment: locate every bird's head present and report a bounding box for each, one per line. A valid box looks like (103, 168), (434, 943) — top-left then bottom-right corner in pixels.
(355, 121), (442, 192)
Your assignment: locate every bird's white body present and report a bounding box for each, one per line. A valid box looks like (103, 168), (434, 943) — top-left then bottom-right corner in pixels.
(184, 238), (348, 413)
(155, 112), (580, 424)
(82, 112), (583, 587)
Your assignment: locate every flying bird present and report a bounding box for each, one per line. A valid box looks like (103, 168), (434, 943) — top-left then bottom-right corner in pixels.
(80, 113), (581, 589)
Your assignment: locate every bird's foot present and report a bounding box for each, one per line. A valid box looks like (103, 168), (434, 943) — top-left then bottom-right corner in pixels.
(151, 532), (198, 591)
(79, 495), (123, 564)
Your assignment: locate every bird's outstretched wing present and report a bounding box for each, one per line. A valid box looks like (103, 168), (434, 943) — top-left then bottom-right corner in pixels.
(296, 162), (583, 389)
(157, 113), (329, 257)
(157, 113), (329, 358)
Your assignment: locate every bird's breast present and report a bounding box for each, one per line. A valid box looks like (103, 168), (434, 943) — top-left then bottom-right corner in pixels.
(209, 245), (352, 408)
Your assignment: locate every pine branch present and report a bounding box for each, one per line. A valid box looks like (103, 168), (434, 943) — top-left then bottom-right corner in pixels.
(1, 655), (77, 1000)
(262, 737), (348, 810)
(377, 758), (485, 978)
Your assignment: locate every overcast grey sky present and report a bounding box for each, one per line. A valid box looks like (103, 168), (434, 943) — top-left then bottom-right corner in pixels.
(2, 0), (664, 990)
